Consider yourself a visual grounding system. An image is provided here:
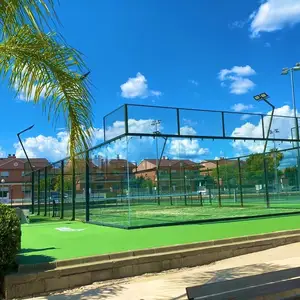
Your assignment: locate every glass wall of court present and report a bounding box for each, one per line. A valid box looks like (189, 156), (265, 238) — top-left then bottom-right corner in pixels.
(27, 143), (300, 229)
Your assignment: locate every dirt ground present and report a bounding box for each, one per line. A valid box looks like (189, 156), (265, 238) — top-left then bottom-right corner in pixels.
(26, 242), (300, 300)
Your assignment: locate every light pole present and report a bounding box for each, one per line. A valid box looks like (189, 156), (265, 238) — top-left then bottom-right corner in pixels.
(270, 129), (279, 193)
(253, 92), (274, 208)
(282, 64), (300, 191)
(126, 136), (133, 223)
(17, 125), (35, 213)
(17, 125), (35, 172)
(152, 120), (161, 204)
(253, 92), (275, 153)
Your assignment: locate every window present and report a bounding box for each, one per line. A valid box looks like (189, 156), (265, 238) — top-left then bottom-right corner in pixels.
(0, 171), (9, 177)
(22, 171), (25, 177)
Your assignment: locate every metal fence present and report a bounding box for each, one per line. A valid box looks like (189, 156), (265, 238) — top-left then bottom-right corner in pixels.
(103, 104), (300, 143)
(25, 142), (300, 229)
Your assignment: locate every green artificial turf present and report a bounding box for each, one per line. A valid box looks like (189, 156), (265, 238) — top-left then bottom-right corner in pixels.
(20, 214), (300, 265)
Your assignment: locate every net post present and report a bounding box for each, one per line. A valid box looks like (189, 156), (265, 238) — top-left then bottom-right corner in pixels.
(31, 171), (35, 214)
(85, 151), (90, 222)
(44, 167), (47, 216)
(37, 170), (40, 215)
(60, 160), (64, 219)
(238, 158), (244, 207)
(216, 161), (222, 207)
(72, 158), (76, 221)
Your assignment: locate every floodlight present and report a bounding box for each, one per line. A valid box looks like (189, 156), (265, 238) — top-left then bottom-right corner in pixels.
(294, 64), (300, 71)
(281, 68), (289, 75)
(259, 92), (269, 99)
(253, 95), (261, 101)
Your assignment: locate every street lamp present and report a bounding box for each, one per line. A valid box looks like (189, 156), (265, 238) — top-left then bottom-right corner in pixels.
(253, 92), (274, 153)
(270, 129), (279, 193)
(281, 64), (300, 191)
(17, 125), (35, 172)
(151, 120), (161, 204)
(253, 92), (274, 208)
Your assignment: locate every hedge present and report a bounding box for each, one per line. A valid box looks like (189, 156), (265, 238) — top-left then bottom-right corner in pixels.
(0, 204), (21, 275)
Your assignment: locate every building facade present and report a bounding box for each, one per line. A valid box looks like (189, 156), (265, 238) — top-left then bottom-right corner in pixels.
(0, 154), (48, 203)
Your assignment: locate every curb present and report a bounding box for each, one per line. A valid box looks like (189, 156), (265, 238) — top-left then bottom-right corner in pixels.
(4, 229), (300, 299)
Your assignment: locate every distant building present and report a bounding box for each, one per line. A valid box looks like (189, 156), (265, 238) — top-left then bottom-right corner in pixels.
(0, 154), (48, 202)
(200, 157), (241, 175)
(135, 157), (203, 192)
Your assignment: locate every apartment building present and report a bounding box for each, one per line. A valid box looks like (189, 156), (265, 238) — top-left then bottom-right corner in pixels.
(0, 154), (48, 202)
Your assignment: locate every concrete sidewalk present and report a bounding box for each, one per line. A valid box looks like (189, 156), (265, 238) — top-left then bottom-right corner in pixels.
(27, 242), (300, 300)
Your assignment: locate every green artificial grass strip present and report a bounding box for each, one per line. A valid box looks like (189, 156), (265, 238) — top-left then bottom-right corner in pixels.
(19, 214), (300, 265)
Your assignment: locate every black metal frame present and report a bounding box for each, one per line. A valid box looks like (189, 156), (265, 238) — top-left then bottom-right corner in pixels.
(26, 104), (300, 229)
(103, 103), (300, 143)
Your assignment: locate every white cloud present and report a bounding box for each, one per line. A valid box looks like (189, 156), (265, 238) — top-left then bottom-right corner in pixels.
(264, 42), (271, 47)
(120, 72), (161, 99)
(13, 118), (159, 162)
(240, 114), (252, 121)
(189, 79), (199, 86)
(250, 0), (300, 38)
(231, 103), (254, 112)
(168, 126), (209, 160)
(180, 126), (197, 135)
(168, 139), (209, 159)
(229, 20), (247, 29)
(219, 65), (256, 81)
(231, 105), (297, 154)
(14, 132), (70, 161)
(0, 146), (6, 157)
(218, 65), (256, 95)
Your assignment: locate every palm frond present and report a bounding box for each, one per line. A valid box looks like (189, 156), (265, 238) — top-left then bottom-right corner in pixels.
(0, 25), (93, 158)
(0, 0), (57, 35)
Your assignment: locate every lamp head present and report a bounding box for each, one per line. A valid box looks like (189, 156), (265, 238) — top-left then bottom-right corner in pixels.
(260, 92), (269, 99)
(253, 95), (261, 101)
(281, 68), (289, 75)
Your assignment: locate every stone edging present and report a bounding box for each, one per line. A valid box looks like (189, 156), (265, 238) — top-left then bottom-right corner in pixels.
(4, 229), (300, 299)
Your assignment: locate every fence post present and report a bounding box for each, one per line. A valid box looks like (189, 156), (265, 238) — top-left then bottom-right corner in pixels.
(124, 104), (129, 134)
(263, 154), (270, 208)
(221, 112), (226, 137)
(169, 166), (172, 205)
(37, 170), (41, 215)
(176, 108), (181, 136)
(72, 158), (76, 221)
(85, 151), (90, 222)
(44, 167), (47, 216)
(31, 171), (35, 214)
(60, 160), (64, 219)
(238, 158), (244, 207)
(182, 165), (187, 205)
(216, 161), (222, 207)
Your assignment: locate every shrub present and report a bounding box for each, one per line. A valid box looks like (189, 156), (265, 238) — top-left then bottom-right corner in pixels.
(0, 204), (21, 275)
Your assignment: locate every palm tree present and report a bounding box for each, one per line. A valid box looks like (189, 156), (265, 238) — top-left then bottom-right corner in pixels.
(0, 0), (93, 158)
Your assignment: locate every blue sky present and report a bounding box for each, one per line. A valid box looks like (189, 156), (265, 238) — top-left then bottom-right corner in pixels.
(2, 0), (300, 165)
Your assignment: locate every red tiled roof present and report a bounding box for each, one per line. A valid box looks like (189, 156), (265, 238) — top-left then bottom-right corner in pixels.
(143, 159), (198, 167)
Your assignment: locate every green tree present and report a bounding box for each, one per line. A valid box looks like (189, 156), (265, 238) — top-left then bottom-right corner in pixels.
(211, 163), (239, 188)
(0, 1), (93, 158)
(243, 149), (284, 183)
(284, 166), (298, 186)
